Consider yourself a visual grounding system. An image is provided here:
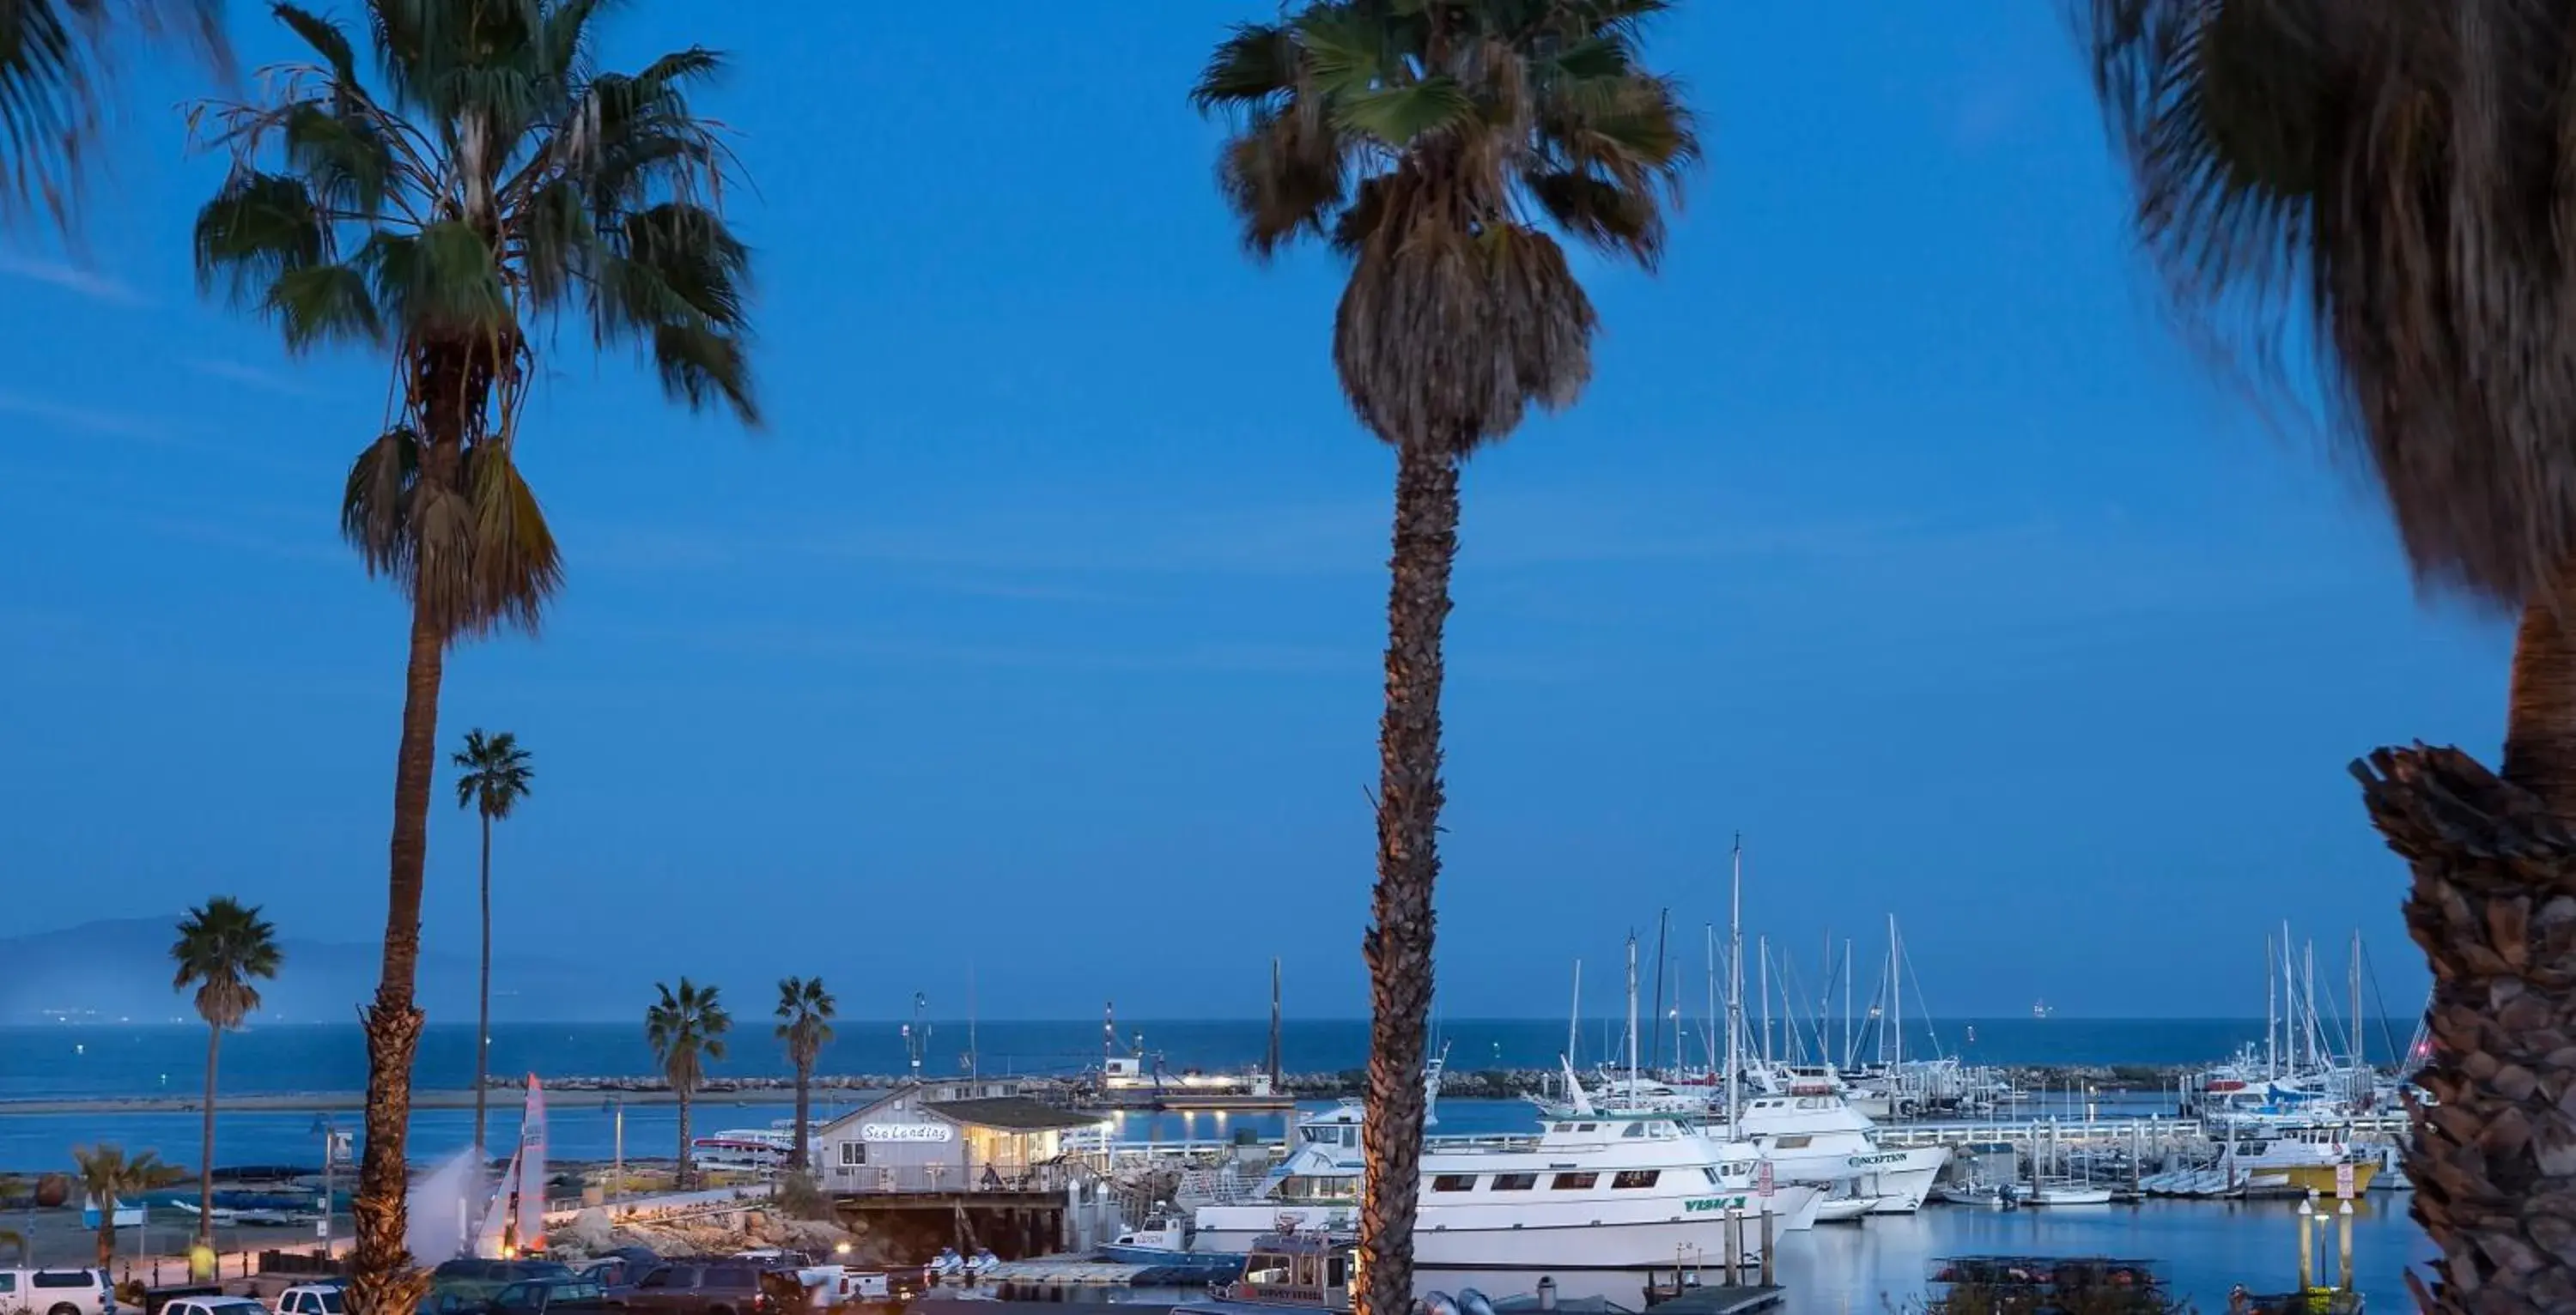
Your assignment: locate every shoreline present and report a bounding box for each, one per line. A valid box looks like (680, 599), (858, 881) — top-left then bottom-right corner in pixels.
(0, 1062), (2200, 1118)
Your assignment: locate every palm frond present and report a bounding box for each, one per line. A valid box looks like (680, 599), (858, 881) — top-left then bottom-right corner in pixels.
(193, 171), (331, 306)
(341, 426), (420, 579)
(0, 0), (228, 229)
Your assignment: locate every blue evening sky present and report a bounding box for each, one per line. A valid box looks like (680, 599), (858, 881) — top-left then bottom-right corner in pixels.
(0, 1), (2488, 1021)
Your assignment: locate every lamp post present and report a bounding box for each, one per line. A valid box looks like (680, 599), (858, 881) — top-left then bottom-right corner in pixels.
(600, 1097), (624, 1215)
(309, 1116), (338, 1256)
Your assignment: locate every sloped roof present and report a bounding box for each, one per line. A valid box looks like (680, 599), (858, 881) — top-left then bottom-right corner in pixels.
(921, 1095), (1103, 1131)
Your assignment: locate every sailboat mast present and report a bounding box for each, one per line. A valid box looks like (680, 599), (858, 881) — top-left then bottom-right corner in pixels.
(1649, 910), (1669, 1072)
(1625, 934), (1641, 1094)
(2281, 919), (2296, 1072)
(2350, 930), (2364, 1070)
(1841, 936), (1853, 1072)
(1889, 914), (1904, 1070)
(1568, 959), (1583, 1069)
(1759, 934), (1772, 1068)
(2303, 941), (2318, 1071)
(2265, 934), (2278, 1079)
(1727, 834), (1744, 1133)
(1705, 925), (1719, 1073)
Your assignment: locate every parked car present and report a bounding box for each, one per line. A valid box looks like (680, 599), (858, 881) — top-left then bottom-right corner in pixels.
(570, 1251), (661, 1290)
(488, 1279), (608, 1315)
(0, 1268), (116, 1315)
(154, 1298), (266, 1315)
(608, 1263), (794, 1315)
(275, 1285), (346, 1315)
(430, 1261), (575, 1306)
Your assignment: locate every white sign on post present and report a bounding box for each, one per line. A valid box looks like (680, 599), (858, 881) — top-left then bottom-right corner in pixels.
(2335, 1162), (2355, 1200)
(1757, 1161), (1775, 1199)
(314, 1217), (331, 1239)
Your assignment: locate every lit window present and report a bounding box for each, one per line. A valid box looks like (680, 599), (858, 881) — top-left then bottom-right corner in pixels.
(1551, 1173), (1598, 1191)
(1612, 1171), (1660, 1190)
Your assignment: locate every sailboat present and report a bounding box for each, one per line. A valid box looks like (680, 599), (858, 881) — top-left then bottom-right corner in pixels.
(471, 1075), (550, 1257)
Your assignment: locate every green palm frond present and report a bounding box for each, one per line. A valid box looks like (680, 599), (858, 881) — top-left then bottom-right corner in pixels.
(0, 0), (229, 229)
(171, 898), (283, 1030)
(192, 0), (756, 644)
(647, 978), (731, 1094)
(774, 977), (837, 1069)
(1192, 0), (1696, 452)
(452, 728), (534, 819)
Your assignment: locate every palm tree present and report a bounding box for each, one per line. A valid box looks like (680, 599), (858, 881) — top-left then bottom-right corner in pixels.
(774, 978), (835, 1173)
(70, 1146), (185, 1270)
(2082, 3), (2576, 1307)
(1192, 5), (1693, 1312)
(0, 0), (227, 228)
(185, 7), (757, 1311)
(169, 897), (283, 1247)
(646, 979), (729, 1190)
(453, 728), (533, 1171)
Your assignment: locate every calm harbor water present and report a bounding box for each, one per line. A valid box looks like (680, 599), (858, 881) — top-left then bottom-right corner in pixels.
(0, 1017), (2423, 1103)
(0, 1021), (2441, 1309)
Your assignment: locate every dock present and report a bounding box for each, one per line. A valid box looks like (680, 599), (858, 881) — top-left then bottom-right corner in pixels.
(1642, 1285), (1784, 1315)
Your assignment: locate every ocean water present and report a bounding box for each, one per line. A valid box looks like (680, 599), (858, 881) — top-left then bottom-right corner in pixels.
(0, 1015), (2418, 1100)
(0, 1015), (2404, 1171)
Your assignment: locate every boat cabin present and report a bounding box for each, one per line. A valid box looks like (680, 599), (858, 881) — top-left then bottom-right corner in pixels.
(1219, 1233), (1354, 1312)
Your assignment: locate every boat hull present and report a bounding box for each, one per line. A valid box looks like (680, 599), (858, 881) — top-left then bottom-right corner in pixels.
(1200, 1188), (1821, 1270)
(1414, 1186), (1820, 1270)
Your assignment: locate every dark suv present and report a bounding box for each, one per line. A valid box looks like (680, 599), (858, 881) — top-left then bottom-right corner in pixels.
(490, 1278), (611, 1315)
(610, 1263), (795, 1315)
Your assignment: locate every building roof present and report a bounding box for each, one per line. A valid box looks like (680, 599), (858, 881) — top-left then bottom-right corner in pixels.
(921, 1095), (1103, 1132)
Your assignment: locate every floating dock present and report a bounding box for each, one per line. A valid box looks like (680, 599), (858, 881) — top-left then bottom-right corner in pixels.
(1641, 1285), (1784, 1315)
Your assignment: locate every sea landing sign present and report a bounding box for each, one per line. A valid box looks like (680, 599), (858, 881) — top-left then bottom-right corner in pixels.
(1684, 1196), (1753, 1213)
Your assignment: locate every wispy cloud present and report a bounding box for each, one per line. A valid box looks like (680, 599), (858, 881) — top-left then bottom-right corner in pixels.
(184, 358), (318, 398)
(0, 251), (144, 306)
(0, 389), (171, 440)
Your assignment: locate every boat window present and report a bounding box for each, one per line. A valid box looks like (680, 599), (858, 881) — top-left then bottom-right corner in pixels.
(1327, 1257), (1349, 1289)
(1576, 1124), (1597, 1133)
(1703, 1168), (1723, 1185)
(1296, 1254), (1319, 1288)
(1774, 1135), (1812, 1149)
(1612, 1170), (1661, 1189)
(1491, 1173), (1538, 1191)
(1552, 1124), (1571, 1133)
(1550, 1173), (1598, 1190)
(1621, 1124), (1644, 1138)
(1245, 1257), (1291, 1286)
(1430, 1174), (1478, 1192)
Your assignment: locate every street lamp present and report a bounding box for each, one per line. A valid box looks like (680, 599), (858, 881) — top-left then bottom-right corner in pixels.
(308, 1116), (341, 1256)
(599, 1098), (624, 1214)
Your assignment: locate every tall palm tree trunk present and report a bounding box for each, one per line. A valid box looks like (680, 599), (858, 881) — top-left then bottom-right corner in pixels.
(475, 812), (493, 1173)
(1357, 445), (1458, 1315)
(94, 1219), (113, 1271)
(2358, 586), (2576, 1312)
(350, 591), (446, 1315)
(676, 1092), (694, 1191)
(198, 1025), (221, 1246)
(793, 1064), (811, 1174)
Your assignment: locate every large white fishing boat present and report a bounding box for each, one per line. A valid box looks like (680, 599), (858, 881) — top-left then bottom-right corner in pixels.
(1408, 1111), (1820, 1271)
(692, 1128), (795, 1171)
(1732, 1081), (1948, 1214)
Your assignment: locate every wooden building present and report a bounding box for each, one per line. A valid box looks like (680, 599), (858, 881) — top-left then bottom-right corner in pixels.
(812, 1085), (1110, 1258)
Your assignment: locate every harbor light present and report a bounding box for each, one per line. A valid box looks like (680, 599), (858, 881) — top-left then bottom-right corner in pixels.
(835, 1243), (851, 1256)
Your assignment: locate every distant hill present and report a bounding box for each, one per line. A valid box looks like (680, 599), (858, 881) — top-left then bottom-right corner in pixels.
(0, 916), (617, 1024)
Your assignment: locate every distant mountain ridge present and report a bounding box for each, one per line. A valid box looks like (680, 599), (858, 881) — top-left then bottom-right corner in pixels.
(0, 915), (617, 1024)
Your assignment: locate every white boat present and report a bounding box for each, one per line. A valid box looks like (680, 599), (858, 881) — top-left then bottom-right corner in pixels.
(1193, 1057), (1446, 1250)
(1408, 1111), (1820, 1270)
(693, 1129), (795, 1171)
(1931, 1183), (2014, 1209)
(1731, 1081), (1949, 1214)
(2022, 1182), (2112, 1206)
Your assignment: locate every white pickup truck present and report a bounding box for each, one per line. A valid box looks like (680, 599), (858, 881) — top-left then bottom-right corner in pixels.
(0, 1268), (116, 1315)
(272, 1287), (345, 1315)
